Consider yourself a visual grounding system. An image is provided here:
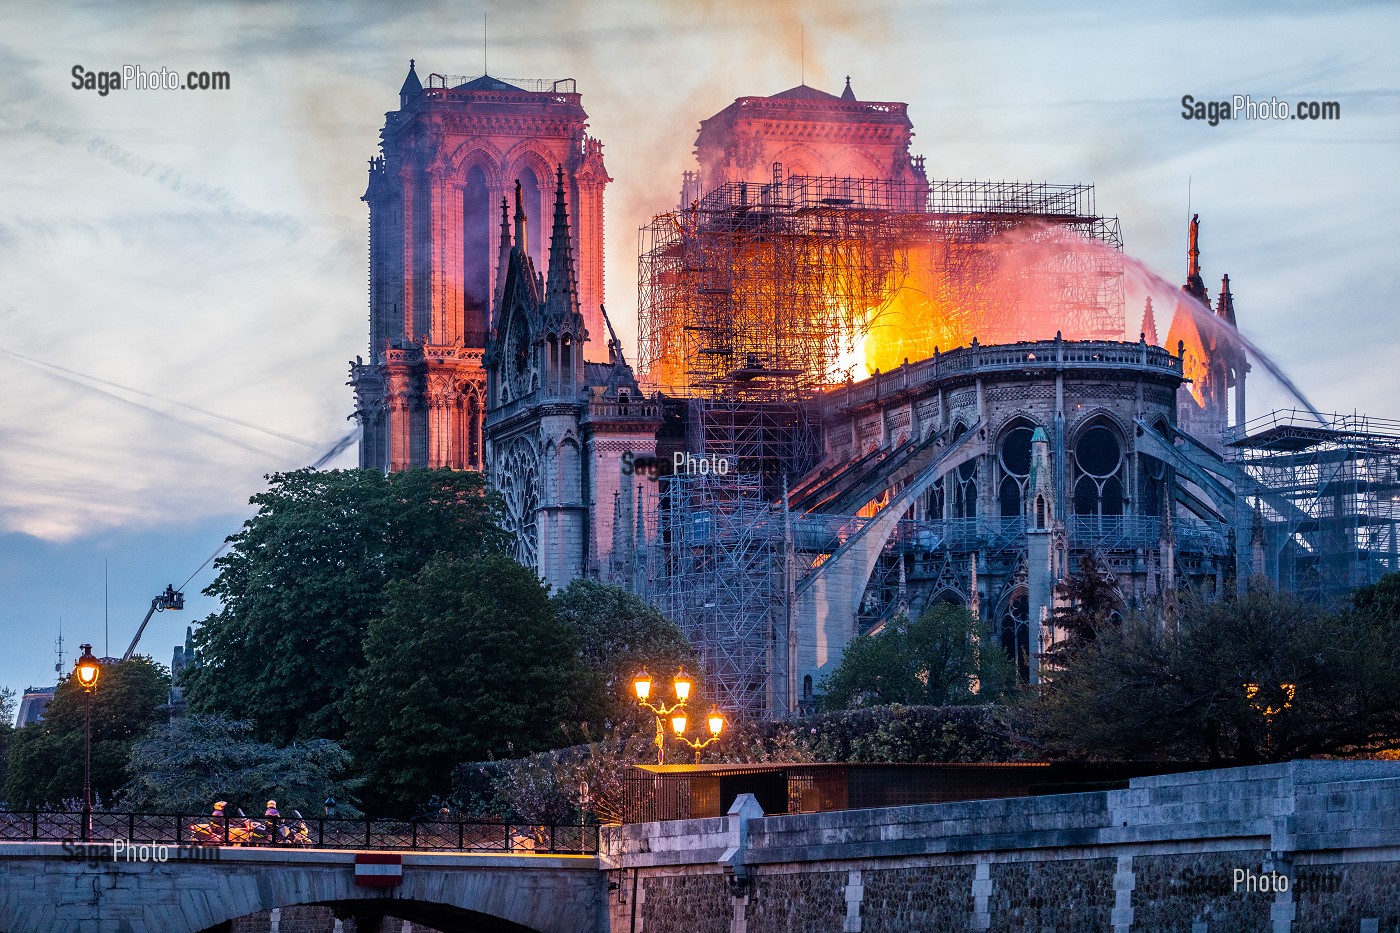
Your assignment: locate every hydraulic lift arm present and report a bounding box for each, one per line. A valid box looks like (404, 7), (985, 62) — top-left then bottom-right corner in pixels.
(121, 584), (184, 662)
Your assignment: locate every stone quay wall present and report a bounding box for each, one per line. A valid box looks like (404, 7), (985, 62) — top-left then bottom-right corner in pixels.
(601, 761), (1400, 933)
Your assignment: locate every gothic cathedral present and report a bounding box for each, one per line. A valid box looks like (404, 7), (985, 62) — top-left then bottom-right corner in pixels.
(351, 64), (656, 591)
(351, 63), (610, 472)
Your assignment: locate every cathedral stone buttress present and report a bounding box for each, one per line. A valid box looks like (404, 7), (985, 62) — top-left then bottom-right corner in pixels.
(484, 169), (661, 591)
(351, 62), (611, 472)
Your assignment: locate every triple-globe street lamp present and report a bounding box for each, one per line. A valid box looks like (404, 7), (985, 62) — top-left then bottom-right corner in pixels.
(73, 644), (101, 842)
(633, 667), (726, 765)
(1243, 680), (1297, 757)
(669, 709), (726, 764)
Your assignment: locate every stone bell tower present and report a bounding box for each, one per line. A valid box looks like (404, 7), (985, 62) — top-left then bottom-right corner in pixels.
(351, 61), (611, 471)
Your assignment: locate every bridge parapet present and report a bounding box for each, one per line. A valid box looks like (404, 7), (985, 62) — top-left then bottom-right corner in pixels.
(0, 810), (597, 854)
(0, 843), (602, 933)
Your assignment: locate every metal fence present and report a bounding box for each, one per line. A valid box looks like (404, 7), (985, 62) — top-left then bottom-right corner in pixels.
(0, 811), (598, 854)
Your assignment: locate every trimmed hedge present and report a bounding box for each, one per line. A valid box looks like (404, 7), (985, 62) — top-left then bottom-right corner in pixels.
(740, 704), (1022, 764)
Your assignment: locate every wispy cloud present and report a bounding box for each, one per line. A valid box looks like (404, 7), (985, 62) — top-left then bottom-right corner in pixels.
(1, 0), (1396, 545)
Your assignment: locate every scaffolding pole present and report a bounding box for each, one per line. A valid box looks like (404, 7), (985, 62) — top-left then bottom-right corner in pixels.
(1229, 409), (1400, 600)
(652, 472), (784, 721)
(638, 173), (1124, 399)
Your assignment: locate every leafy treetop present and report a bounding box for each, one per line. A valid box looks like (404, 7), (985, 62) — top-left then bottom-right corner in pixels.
(820, 603), (1019, 710)
(185, 468), (507, 744)
(4, 657), (169, 809)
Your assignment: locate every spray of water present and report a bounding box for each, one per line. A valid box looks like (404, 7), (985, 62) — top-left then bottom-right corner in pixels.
(1119, 248), (1325, 427)
(979, 222), (1327, 427)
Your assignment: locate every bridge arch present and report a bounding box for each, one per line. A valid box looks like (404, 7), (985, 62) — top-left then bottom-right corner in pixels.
(202, 899), (549, 933)
(0, 846), (602, 933)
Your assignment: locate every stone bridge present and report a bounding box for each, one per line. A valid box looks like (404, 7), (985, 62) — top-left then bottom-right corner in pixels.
(5, 762), (1400, 932)
(0, 846), (602, 933)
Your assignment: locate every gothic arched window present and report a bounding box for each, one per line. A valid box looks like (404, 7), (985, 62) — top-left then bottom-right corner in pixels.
(462, 165), (491, 335)
(953, 460), (978, 519)
(999, 589), (1031, 682)
(1072, 420), (1126, 519)
(997, 420), (1036, 518)
(518, 167), (544, 268)
(1138, 416), (1170, 520)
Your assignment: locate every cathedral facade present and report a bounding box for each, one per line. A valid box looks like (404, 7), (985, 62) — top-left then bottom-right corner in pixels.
(351, 64), (610, 472)
(351, 66), (1273, 720)
(484, 172), (660, 591)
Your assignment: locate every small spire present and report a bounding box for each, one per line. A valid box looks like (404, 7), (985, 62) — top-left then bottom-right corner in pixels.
(398, 59), (422, 107)
(1216, 274), (1237, 326)
(492, 196), (511, 311)
(513, 180), (527, 254)
(1188, 213), (1200, 278)
(840, 75), (855, 101)
(1139, 296), (1159, 346)
(544, 165), (580, 326)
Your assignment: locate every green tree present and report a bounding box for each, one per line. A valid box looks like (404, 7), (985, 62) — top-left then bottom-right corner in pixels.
(1019, 585), (1400, 764)
(820, 604), (1019, 709)
(5, 657), (169, 809)
(1049, 554), (1123, 652)
(551, 579), (696, 728)
(121, 713), (363, 816)
(347, 554), (580, 815)
(1350, 571), (1400, 620)
(0, 687), (14, 797)
(186, 468), (508, 744)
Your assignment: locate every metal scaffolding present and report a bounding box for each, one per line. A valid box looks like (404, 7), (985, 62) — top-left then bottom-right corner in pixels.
(685, 396), (823, 502)
(1229, 409), (1400, 600)
(638, 171), (1124, 398)
(651, 472), (785, 721)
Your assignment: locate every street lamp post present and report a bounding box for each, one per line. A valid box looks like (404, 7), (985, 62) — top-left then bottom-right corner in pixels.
(669, 709), (727, 764)
(73, 644), (101, 842)
(1243, 681), (1296, 758)
(633, 668), (693, 766)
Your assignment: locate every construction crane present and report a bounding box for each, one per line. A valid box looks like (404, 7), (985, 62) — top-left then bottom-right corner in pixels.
(120, 585), (185, 662)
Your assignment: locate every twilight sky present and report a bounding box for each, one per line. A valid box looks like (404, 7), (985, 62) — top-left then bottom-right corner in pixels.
(1, 0), (1397, 701)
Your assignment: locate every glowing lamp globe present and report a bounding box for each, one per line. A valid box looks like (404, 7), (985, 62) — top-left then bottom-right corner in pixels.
(673, 668), (692, 702)
(633, 671), (652, 701)
(75, 645), (101, 690)
(708, 710), (725, 736)
(671, 714), (688, 735)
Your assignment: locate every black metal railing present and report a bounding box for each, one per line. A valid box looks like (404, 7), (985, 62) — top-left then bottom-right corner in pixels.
(0, 811), (598, 854)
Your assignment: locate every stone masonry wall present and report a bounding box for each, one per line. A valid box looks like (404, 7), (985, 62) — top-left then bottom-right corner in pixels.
(859, 863), (975, 933)
(1131, 850), (1272, 932)
(1292, 861), (1400, 933)
(989, 857), (1116, 933)
(741, 869), (847, 933)
(637, 872), (731, 933)
(604, 761), (1400, 933)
